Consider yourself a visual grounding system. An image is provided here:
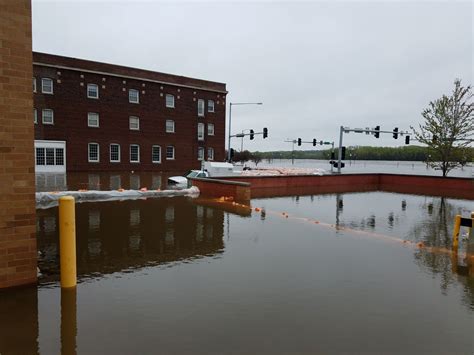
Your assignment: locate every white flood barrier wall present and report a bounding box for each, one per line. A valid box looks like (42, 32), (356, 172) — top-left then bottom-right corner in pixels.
(36, 187), (200, 209)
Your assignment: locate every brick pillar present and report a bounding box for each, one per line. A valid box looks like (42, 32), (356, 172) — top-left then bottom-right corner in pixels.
(0, 0), (37, 288)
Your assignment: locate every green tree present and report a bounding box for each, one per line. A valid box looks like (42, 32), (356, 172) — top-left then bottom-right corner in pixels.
(413, 79), (474, 177)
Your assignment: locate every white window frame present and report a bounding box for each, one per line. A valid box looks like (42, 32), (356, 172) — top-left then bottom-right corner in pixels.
(34, 140), (66, 173)
(34, 109), (37, 124)
(166, 146), (175, 160)
(197, 99), (205, 117)
(152, 145), (161, 163)
(197, 122), (205, 141)
(33, 77), (36, 93)
(129, 116), (140, 130)
(110, 143), (120, 163)
(197, 147), (204, 161)
(88, 112), (99, 127)
(207, 147), (214, 161)
(207, 123), (215, 136)
(88, 143), (100, 163)
(42, 109), (54, 125)
(208, 100), (215, 113)
(166, 119), (175, 133)
(129, 89), (139, 103)
(130, 144), (140, 163)
(41, 78), (53, 94)
(165, 94), (175, 108)
(87, 84), (99, 99)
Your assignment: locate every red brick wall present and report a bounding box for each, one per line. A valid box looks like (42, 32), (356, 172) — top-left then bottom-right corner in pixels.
(33, 53), (227, 172)
(0, 0), (37, 288)
(380, 174), (474, 199)
(190, 178), (251, 203)
(211, 174), (474, 200)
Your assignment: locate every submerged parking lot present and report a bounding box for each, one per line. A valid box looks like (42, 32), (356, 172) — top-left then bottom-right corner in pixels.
(1, 189), (473, 354)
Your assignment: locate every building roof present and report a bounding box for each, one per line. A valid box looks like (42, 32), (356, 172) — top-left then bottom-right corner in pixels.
(33, 52), (227, 93)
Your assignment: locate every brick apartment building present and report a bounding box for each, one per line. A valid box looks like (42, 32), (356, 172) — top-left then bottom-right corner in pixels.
(33, 52), (227, 173)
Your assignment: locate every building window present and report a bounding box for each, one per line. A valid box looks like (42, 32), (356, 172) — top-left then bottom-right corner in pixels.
(110, 144), (120, 162)
(208, 100), (215, 113)
(88, 143), (99, 162)
(197, 122), (205, 141)
(42, 109), (54, 125)
(34, 109), (37, 124)
(41, 78), (53, 94)
(129, 89), (139, 103)
(207, 147), (214, 161)
(166, 120), (175, 133)
(197, 99), (205, 117)
(88, 112), (99, 127)
(152, 145), (161, 163)
(87, 84), (99, 99)
(55, 148), (64, 165)
(36, 148), (45, 165)
(166, 146), (175, 160)
(33, 78), (36, 93)
(130, 144), (140, 163)
(35, 142), (66, 171)
(198, 147), (204, 161)
(207, 123), (215, 136)
(166, 94), (175, 108)
(46, 148), (55, 165)
(129, 116), (140, 130)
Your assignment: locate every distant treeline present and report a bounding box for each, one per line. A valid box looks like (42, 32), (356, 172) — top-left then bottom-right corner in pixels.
(252, 146), (474, 162)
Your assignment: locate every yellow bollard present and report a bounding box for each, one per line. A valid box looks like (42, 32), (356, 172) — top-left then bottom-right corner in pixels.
(452, 215), (461, 253)
(59, 196), (77, 288)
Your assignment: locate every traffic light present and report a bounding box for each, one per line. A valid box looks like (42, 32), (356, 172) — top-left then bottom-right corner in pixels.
(331, 151), (335, 160)
(297, 138), (302, 146)
(313, 139), (317, 146)
(230, 148), (235, 159)
(393, 127), (398, 139)
(263, 127), (268, 139)
(405, 135), (410, 145)
(374, 126), (380, 138)
(341, 146), (346, 160)
(250, 129), (254, 140)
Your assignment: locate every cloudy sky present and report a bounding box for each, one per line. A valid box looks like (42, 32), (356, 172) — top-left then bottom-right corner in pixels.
(32, 0), (473, 151)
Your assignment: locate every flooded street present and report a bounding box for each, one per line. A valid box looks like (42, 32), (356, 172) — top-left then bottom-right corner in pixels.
(1, 190), (473, 354)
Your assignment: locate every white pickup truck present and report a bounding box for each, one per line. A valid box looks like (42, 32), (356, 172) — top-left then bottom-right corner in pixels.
(168, 162), (243, 185)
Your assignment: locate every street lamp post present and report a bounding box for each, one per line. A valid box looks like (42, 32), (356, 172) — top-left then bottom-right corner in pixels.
(227, 102), (263, 161)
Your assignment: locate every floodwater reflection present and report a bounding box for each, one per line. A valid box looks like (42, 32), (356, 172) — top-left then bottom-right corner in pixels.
(3, 191), (473, 354)
(255, 191), (474, 310)
(37, 197), (225, 281)
(35, 171), (183, 192)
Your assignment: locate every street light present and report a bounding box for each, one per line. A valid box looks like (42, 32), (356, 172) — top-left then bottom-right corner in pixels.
(228, 102), (263, 161)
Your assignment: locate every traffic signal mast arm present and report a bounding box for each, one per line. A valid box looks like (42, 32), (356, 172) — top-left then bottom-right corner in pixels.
(342, 127), (411, 135)
(230, 129), (268, 139)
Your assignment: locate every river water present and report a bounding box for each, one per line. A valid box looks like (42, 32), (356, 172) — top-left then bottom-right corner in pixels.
(252, 159), (474, 177)
(1, 189), (473, 354)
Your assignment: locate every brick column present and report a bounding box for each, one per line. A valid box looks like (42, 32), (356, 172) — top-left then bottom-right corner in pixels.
(0, 0), (37, 288)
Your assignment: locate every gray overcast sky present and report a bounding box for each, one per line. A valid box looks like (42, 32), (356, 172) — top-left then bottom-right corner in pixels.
(32, 0), (473, 151)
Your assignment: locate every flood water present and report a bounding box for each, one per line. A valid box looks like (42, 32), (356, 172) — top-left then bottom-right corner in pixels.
(254, 159), (474, 177)
(1, 190), (473, 354)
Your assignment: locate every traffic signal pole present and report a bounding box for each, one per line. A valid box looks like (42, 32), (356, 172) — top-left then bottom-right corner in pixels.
(337, 126), (344, 173)
(336, 126), (412, 173)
